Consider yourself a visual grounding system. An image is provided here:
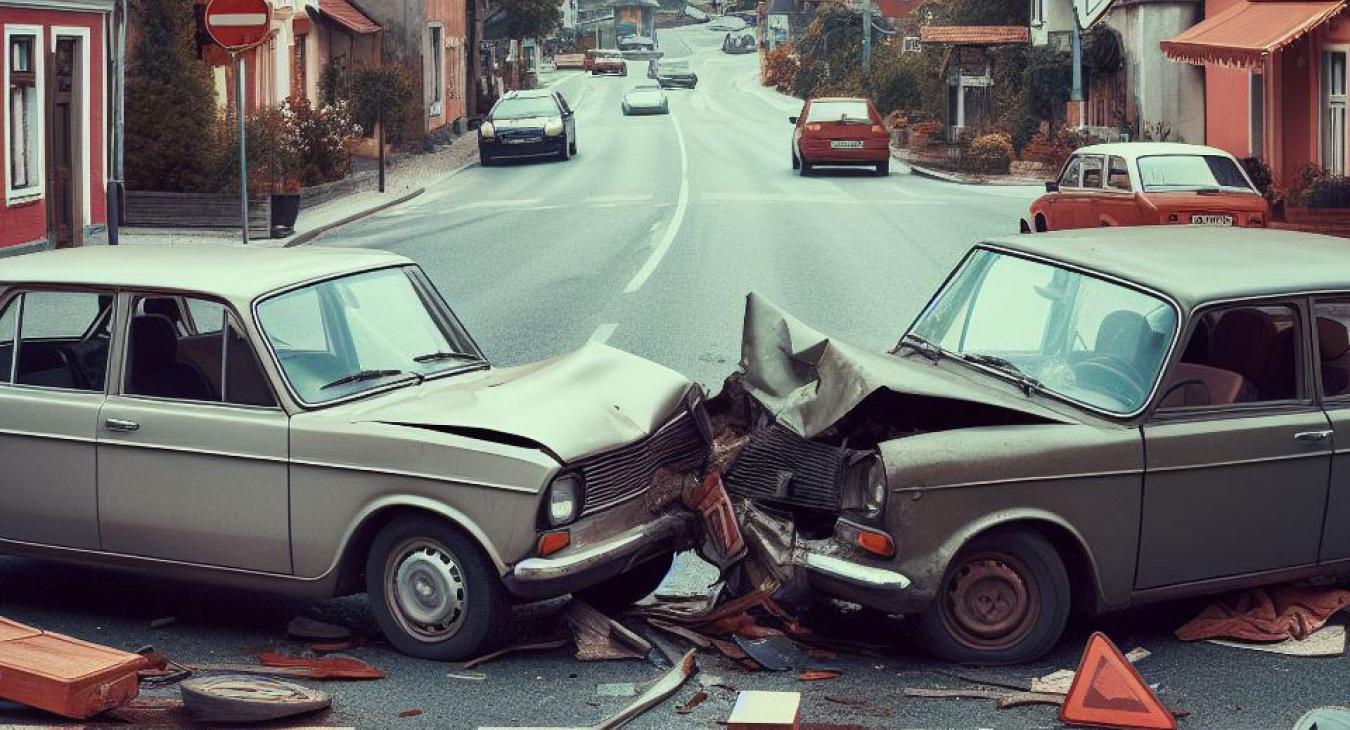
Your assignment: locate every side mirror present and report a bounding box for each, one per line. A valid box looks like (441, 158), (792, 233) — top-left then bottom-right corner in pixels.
(1045, 181), (1060, 193)
(788, 116), (798, 124)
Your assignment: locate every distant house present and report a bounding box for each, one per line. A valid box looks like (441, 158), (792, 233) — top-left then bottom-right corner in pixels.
(919, 25), (1030, 133)
(1163, 0), (1350, 185)
(356, 0), (471, 136)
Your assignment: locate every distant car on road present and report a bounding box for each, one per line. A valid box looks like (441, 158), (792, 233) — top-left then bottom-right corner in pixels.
(790, 97), (890, 176)
(478, 89), (577, 165)
(622, 83), (670, 115)
(653, 59), (698, 88)
(708, 15), (747, 31)
(684, 5), (709, 21)
(617, 34), (656, 52)
(722, 31), (756, 53)
(1024, 142), (1269, 232)
(585, 49), (627, 75)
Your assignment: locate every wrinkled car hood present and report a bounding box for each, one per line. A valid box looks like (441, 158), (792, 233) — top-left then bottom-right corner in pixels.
(738, 293), (1073, 437)
(334, 344), (693, 463)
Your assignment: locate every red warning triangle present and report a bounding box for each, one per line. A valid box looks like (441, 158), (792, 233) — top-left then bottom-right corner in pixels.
(1060, 632), (1176, 730)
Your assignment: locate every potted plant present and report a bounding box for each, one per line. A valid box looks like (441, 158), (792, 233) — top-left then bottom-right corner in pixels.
(247, 104), (305, 238)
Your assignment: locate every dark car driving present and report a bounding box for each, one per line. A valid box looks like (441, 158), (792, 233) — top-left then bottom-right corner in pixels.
(478, 90), (577, 165)
(653, 59), (698, 89)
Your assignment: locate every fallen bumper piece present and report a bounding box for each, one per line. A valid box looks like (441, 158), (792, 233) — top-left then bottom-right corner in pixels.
(591, 649), (697, 730)
(0, 616), (145, 719)
(180, 675), (330, 724)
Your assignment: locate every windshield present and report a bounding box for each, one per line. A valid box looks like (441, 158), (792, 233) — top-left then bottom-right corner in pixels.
(257, 267), (484, 405)
(659, 61), (690, 72)
(492, 96), (559, 119)
(1137, 154), (1254, 192)
(806, 100), (872, 123)
(909, 249), (1177, 415)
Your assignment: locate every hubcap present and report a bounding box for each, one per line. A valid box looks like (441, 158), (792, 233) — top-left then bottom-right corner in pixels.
(941, 552), (1039, 650)
(386, 539), (467, 642)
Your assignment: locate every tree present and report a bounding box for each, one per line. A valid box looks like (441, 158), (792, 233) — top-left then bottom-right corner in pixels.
(497, 0), (562, 40)
(124, 0), (222, 191)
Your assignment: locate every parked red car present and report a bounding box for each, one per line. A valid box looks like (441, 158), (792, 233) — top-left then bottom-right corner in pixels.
(585, 49), (627, 76)
(790, 97), (891, 176)
(1023, 142), (1269, 232)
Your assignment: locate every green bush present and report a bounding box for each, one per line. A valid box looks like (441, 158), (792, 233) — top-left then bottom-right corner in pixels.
(350, 63), (420, 145)
(1239, 156), (1274, 199)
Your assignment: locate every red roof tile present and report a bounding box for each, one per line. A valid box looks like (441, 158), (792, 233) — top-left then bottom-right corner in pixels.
(317, 0), (381, 34)
(919, 25), (1029, 45)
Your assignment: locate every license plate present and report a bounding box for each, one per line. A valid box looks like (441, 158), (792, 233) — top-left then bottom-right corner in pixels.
(505, 137), (540, 145)
(830, 140), (864, 149)
(1190, 214), (1234, 226)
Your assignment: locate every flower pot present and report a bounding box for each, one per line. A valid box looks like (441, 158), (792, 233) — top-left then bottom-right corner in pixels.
(270, 192), (301, 238)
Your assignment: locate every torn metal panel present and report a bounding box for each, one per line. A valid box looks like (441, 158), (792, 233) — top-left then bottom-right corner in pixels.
(591, 650), (697, 730)
(565, 601), (653, 661)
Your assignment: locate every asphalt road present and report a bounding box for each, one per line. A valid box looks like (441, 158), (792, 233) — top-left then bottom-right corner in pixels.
(1, 25), (1345, 730)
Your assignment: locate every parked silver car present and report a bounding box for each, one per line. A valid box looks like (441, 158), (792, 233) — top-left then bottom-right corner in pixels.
(0, 245), (711, 660)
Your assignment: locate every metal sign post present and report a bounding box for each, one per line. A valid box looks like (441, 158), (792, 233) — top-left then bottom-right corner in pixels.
(235, 52), (249, 244)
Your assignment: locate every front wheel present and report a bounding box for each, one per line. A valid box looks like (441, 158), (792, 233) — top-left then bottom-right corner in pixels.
(574, 552), (674, 612)
(366, 516), (509, 661)
(913, 529), (1069, 665)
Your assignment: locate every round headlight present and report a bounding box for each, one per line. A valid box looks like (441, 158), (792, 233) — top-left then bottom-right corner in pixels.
(479, 121), (496, 139)
(863, 456), (887, 516)
(544, 119), (565, 137)
(547, 473), (582, 526)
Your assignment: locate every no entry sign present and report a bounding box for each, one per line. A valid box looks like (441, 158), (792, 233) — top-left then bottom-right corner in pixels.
(204, 0), (273, 51)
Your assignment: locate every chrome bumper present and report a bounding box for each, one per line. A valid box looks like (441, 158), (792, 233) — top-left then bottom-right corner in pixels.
(739, 503), (914, 613)
(503, 511), (697, 599)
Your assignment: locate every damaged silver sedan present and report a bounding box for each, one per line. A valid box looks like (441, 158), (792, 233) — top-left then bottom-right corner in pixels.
(0, 245), (714, 661)
(716, 227), (1350, 664)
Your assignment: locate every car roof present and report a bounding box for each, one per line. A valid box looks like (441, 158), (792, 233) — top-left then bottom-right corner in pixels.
(503, 89), (555, 99)
(809, 97), (868, 103)
(1071, 142), (1236, 159)
(0, 245), (411, 303)
(984, 227), (1350, 313)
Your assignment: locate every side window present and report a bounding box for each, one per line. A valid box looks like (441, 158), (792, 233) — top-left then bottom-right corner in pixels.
(1081, 155), (1104, 188)
(0, 295), (16, 384)
(2, 291), (110, 391)
(125, 295), (275, 407)
(1160, 304), (1301, 408)
(1315, 299), (1350, 399)
(1058, 156), (1082, 188)
(1107, 155), (1131, 191)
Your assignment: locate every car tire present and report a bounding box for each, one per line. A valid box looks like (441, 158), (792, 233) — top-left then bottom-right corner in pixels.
(366, 516), (509, 661)
(913, 528), (1070, 665)
(791, 152), (800, 170)
(569, 138), (578, 156)
(798, 158), (812, 176)
(558, 139), (571, 161)
(573, 552), (674, 612)
(875, 160), (890, 176)
(479, 151), (493, 167)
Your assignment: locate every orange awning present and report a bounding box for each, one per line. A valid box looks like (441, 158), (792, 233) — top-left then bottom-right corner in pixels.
(1162, 0), (1346, 68)
(919, 26), (1030, 45)
(317, 0), (381, 34)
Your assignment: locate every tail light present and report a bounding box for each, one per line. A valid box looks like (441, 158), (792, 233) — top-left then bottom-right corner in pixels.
(871, 125), (885, 134)
(805, 124), (822, 132)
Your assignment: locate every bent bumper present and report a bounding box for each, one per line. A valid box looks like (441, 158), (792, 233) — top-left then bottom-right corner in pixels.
(503, 511), (697, 599)
(739, 503), (914, 613)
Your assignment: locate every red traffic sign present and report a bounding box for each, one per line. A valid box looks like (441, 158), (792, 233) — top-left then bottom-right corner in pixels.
(204, 0), (273, 51)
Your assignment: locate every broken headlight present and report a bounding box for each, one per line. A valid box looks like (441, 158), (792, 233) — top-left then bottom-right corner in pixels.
(842, 453), (888, 518)
(546, 473), (584, 526)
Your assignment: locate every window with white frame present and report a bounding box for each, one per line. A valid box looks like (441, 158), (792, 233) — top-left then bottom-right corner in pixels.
(1030, 0), (1044, 26)
(902, 36), (921, 53)
(1323, 49), (1347, 175)
(428, 25), (444, 116)
(6, 29), (42, 201)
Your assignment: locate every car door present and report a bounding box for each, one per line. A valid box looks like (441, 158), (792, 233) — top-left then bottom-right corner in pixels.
(96, 292), (292, 573)
(1138, 299), (1331, 588)
(0, 288), (111, 549)
(1095, 154), (1141, 226)
(1072, 154), (1106, 227)
(1045, 155), (1082, 230)
(555, 91), (575, 141)
(1312, 297), (1350, 562)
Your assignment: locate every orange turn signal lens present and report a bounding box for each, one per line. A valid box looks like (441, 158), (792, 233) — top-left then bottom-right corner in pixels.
(871, 125), (884, 134)
(835, 519), (895, 558)
(537, 530), (571, 557)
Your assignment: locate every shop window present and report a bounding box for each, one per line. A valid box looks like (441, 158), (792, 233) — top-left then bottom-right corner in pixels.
(6, 31), (41, 201)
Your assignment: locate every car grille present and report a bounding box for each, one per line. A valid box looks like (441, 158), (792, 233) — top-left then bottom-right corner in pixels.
(498, 128), (543, 143)
(724, 424), (845, 511)
(577, 409), (708, 516)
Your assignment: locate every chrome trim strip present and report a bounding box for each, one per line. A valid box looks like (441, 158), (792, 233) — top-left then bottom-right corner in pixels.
(288, 458), (541, 494)
(510, 512), (688, 581)
(0, 427), (97, 444)
(895, 467), (1142, 492)
(805, 553), (911, 590)
(98, 438), (289, 464)
(1147, 450), (1331, 473)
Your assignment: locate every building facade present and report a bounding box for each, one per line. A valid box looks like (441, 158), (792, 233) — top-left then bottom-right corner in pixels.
(1, 0), (110, 253)
(358, 0), (469, 137)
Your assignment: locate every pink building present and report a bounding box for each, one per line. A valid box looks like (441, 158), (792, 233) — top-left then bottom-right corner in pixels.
(0, 0), (110, 253)
(1164, 0), (1350, 186)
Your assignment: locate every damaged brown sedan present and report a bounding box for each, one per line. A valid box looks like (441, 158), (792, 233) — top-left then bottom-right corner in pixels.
(714, 226), (1350, 664)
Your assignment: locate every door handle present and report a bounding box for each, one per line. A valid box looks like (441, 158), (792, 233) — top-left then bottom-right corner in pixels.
(1294, 430), (1333, 442)
(103, 418), (140, 433)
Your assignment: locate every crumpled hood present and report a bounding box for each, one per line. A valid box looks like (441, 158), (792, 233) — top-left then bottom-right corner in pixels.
(738, 292), (1072, 437)
(335, 343), (693, 462)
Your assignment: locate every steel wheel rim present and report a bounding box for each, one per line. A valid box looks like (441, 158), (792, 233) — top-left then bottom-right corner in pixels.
(939, 550), (1040, 651)
(385, 538), (468, 643)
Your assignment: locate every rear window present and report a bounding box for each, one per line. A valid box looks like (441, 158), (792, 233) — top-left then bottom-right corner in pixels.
(1137, 155), (1253, 193)
(805, 101), (872, 123)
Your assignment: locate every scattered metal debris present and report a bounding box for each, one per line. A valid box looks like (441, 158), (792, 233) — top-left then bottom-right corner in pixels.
(733, 634), (806, 671)
(591, 650), (697, 730)
(286, 616), (353, 641)
(797, 668), (841, 681)
(566, 600), (653, 661)
(726, 690), (800, 728)
(256, 652), (385, 680)
(447, 672), (487, 682)
(459, 639), (569, 670)
(180, 675), (330, 723)
(675, 689), (709, 714)
(398, 708), (424, 718)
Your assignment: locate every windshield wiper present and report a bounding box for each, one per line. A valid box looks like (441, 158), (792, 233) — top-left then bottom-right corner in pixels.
(412, 351), (481, 364)
(960, 352), (1044, 395)
(893, 333), (943, 362)
(320, 369), (418, 391)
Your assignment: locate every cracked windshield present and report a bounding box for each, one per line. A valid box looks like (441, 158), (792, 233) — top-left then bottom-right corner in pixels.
(1, 0), (1345, 726)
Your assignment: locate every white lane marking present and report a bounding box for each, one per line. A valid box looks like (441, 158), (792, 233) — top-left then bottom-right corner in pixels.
(583, 193), (655, 204)
(455, 198), (545, 210)
(589, 322), (619, 343)
(623, 113), (689, 294)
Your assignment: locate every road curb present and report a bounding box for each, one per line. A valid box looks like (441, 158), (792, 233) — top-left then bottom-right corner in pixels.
(904, 159), (1044, 187)
(285, 158), (478, 247)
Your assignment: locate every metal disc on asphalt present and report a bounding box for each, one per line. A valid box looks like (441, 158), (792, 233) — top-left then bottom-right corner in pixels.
(180, 675), (331, 723)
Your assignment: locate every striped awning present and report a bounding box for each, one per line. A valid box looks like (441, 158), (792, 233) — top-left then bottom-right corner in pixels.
(1161, 0), (1346, 68)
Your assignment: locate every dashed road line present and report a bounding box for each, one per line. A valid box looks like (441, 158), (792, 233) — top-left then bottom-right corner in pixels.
(589, 322), (619, 343)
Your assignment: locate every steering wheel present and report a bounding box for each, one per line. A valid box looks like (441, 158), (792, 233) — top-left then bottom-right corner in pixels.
(1073, 355), (1147, 406)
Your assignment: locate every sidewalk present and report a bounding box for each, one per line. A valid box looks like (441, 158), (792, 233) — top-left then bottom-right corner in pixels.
(891, 146), (1044, 187)
(116, 133), (480, 249)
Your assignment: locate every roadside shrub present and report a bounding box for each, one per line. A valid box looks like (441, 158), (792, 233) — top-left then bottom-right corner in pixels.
(1020, 126), (1076, 170)
(1239, 156), (1274, 199)
(1297, 169), (1350, 208)
(762, 44), (799, 91)
(968, 132), (1013, 174)
(289, 97), (362, 186)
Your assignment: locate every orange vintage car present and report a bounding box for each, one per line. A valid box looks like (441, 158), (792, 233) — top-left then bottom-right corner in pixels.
(1023, 142), (1270, 233)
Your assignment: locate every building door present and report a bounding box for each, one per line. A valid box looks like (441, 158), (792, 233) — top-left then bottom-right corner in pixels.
(1323, 49), (1347, 175)
(46, 36), (83, 249)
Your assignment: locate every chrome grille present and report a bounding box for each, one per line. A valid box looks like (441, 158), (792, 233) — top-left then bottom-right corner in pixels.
(578, 410), (708, 516)
(724, 424), (845, 511)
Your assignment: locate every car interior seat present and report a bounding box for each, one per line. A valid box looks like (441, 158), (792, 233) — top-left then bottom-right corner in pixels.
(127, 314), (216, 401)
(1319, 316), (1350, 397)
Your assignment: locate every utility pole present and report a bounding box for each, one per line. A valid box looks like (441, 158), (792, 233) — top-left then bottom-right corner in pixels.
(236, 54), (249, 244)
(108, 0), (128, 245)
(1069, 17), (1084, 129)
(859, 0), (871, 66)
